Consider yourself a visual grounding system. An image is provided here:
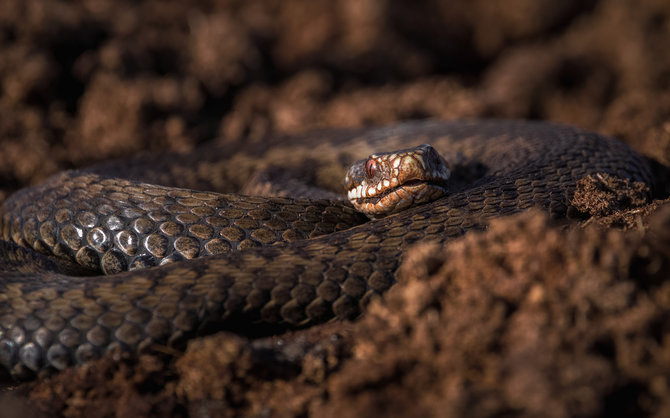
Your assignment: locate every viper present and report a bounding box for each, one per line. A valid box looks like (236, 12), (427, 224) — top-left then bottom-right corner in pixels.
(0, 120), (653, 379)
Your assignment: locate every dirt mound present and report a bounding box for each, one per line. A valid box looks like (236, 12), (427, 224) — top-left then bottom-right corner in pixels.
(318, 209), (670, 418)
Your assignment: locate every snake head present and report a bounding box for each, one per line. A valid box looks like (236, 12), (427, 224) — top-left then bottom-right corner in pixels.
(345, 144), (451, 218)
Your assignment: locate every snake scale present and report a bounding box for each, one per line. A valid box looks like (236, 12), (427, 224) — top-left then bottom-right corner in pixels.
(0, 120), (654, 379)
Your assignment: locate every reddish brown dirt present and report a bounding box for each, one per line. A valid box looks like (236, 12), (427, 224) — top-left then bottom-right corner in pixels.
(2, 0), (670, 417)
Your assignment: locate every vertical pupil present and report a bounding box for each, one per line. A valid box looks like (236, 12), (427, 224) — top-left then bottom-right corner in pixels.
(365, 159), (376, 177)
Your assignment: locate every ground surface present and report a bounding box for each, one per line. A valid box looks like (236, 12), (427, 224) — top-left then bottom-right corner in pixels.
(1, 1), (670, 417)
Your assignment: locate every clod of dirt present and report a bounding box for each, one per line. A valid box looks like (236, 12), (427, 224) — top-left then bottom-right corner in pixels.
(572, 173), (650, 217)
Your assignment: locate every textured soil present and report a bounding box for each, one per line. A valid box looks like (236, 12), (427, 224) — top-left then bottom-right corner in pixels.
(1, 0), (670, 417)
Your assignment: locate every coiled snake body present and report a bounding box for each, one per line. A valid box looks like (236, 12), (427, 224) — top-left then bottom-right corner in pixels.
(0, 120), (653, 379)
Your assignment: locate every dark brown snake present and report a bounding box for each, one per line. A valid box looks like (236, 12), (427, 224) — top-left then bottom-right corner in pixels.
(0, 120), (654, 379)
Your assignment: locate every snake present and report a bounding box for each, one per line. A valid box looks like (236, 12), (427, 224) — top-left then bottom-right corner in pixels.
(0, 119), (654, 380)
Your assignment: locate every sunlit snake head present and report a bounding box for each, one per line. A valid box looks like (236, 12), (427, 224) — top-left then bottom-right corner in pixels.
(345, 144), (451, 218)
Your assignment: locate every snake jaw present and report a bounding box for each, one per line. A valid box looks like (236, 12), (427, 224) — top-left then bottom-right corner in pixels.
(345, 144), (451, 218)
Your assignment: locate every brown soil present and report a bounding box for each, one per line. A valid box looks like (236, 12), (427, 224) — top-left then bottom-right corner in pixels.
(2, 0), (670, 416)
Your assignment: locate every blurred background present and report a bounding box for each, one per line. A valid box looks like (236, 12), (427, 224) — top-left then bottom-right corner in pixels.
(1, 0), (669, 202)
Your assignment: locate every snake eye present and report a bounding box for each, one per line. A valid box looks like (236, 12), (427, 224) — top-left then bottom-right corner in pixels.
(365, 159), (377, 178)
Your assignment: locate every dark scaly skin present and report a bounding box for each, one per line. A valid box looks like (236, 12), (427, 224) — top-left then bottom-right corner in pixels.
(2, 173), (367, 275)
(0, 120), (654, 379)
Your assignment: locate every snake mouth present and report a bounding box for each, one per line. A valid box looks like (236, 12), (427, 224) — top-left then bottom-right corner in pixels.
(349, 179), (449, 218)
(349, 178), (448, 204)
